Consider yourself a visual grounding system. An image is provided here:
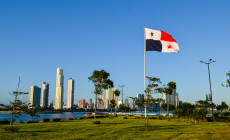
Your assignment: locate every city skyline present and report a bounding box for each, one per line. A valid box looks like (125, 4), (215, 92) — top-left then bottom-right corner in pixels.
(1, 0), (230, 106)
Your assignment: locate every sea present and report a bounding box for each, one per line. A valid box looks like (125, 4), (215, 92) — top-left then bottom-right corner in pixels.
(0, 111), (174, 123)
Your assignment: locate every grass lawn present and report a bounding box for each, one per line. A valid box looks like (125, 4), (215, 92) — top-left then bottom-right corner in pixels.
(1, 116), (230, 140)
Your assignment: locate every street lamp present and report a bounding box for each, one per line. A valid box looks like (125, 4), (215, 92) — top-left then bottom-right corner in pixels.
(200, 59), (216, 115)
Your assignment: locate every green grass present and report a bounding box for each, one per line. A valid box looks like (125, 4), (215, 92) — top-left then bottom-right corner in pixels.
(1, 116), (230, 139)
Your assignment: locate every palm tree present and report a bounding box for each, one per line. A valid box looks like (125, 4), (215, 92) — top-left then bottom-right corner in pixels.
(164, 86), (173, 121)
(88, 70), (113, 122)
(110, 99), (116, 117)
(167, 81), (177, 111)
(114, 89), (120, 116)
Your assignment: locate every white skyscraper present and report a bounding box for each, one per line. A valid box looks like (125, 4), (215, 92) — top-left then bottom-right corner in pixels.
(55, 68), (64, 109)
(67, 78), (74, 109)
(104, 88), (115, 109)
(163, 91), (179, 106)
(41, 82), (49, 108)
(29, 85), (41, 107)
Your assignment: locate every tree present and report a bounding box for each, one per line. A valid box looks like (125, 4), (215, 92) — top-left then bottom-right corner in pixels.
(110, 99), (116, 116)
(222, 71), (230, 87)
(175, 108), (182, 122)
(167, 81), (177, 111)
(164, 85), (173, 121)
(217, 102), (229, 126)
(10, 77), (29, 125)
(114, 89), (120, 116)
(88, 70), (113, 122)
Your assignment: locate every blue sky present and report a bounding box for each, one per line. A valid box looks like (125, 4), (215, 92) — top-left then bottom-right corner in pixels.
(0, 0), (230, 105)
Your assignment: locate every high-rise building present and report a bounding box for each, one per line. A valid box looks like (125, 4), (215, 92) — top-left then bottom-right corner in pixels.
(163, 91), (179, 106)
(89, 98), (92, 106)
(67, 78), (74, 109)
(205, 93), (211, 103)
(41, 82), (49, 108)
(137, 93), (144, 100)
(29, 85), (41, 107)
(104, 88), (116, 109)
(55, 68), (64, 109)
(80, 98), (86, 108)
(125, 98), (129, 107)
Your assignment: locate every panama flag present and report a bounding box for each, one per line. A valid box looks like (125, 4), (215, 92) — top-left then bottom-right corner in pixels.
(145, 28), (179, 53)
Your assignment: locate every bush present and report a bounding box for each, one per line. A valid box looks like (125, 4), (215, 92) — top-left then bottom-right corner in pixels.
(158, 115), (165, 120)
(92, 121), (101, 124)
(43, 119), (50, 122)
(149, 116), (158, 119)
(2, 126), (20, 132)
(74, 117), (78, 120)
(52, 118), (61, 122)
(135, 116), (144, 119)
(0, 120), (10, 124)
(123, 117), (127, 119)
(79, 117), (84, 120)
(207, 117), (214, 122)
(68, 118), (74, 120)
(26, 120), (39, 124)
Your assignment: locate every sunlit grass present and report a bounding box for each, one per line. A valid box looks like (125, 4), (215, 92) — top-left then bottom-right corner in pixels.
(1, 116), (230, 139)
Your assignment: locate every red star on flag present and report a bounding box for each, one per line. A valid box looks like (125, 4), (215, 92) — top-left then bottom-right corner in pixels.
(168, 45), (172, 49)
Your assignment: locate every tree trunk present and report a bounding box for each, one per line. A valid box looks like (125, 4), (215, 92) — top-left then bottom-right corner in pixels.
(94, 94), (97, 121)
(160, 101), (162, 116)
(226, 119), (228, 126)
(174, 89), (177, 111)
(167, 94), (169, 121)
(146, 106), (149, 131)
(115, 95), (117, 117)
(10, 92), (18, 125)
(111, 108), (112, 116)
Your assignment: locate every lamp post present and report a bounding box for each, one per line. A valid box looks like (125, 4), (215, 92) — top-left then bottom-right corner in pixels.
(200, 59), (216, 115)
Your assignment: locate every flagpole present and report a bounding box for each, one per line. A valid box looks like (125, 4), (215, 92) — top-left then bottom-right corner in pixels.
(144, 25), (147, 118)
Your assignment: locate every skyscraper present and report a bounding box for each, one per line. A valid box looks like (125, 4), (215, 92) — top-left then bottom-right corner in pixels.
(29, 85), (41, 107)
(55, 68), (64, 109)
(41, 82), (49, 108)
(163, 91), (179, 106)
(125, 98), (129, 107)
(67, 78), (74, 109)
(80, 98), (86, 108)
(104, 88), (115, 109)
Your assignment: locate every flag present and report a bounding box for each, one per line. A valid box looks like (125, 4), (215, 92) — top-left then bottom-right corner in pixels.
(145, 28), (179, 53)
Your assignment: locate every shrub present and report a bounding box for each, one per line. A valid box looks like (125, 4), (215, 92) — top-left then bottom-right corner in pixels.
(52, 118), (61, 122)
(68, 118), (74, 120)
(26, 120), (39, 124)
(0, 120), (10, 124)
(92, 121), (101, 124)
(43, 119), (50, 122)
(149, 116), (158, 119)
(123, 117), (127, 119)
(79, 117), (84, 120)
(2, 126), (20, 133)
(135, 116), (144, 119)
(158, 115), (164, 120)
(206, 117), (214, 122)
(74, 117), (78, 120)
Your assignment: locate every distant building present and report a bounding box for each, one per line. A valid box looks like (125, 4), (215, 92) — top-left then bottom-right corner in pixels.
(104, 88), (116, 109)
(163, 91), (179, 106)
(137, 93), (144, 100)
(55, 68), (64, 110)
(125, 98), (129, 107)
(29, 85), (41, 107)
(80, 98), (86, 108)
(41, 82), (49, 108)
(205, 93), (212, 104)
(67, 78), (74, 109)
(118, 99), (123, 107)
